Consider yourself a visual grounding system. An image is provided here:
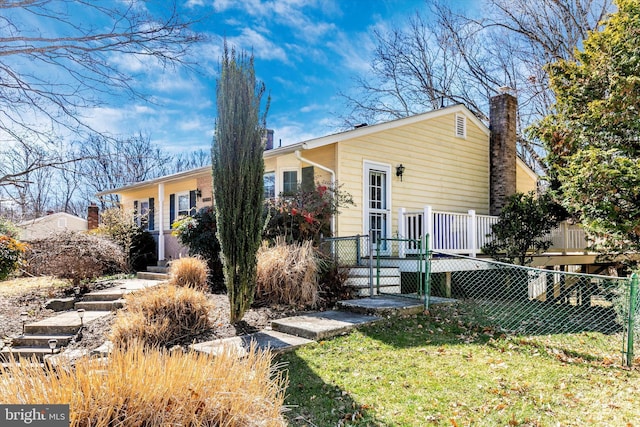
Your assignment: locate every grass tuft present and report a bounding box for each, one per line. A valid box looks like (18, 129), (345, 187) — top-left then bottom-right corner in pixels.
(256, 240), (320, 308)
(0, 343), (287, 426)
(110, 284), (212, 347)
(168, 256), (209, 292)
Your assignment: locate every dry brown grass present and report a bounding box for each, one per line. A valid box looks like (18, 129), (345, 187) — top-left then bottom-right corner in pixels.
(0, 276), (68, 297)
(256, 240), (320, 308)
(110, 284), (212, 347)
(168, 256), (209, 292)
(0, 343), (287, 426)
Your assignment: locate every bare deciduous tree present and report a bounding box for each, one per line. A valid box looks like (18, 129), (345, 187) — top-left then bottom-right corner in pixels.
(341, 0), (614, 171)
(0, 0), (203, 187)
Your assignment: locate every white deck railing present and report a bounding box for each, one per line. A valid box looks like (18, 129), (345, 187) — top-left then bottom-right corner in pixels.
(398, 207), (588, 257)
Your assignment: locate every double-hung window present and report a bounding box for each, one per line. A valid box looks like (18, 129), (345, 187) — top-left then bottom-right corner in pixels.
(177, 193), (190, 217)
(282, 170), (298, 195)
(264, 172), (276, 199)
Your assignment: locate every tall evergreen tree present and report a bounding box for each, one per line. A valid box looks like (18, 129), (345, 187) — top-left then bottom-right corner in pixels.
(212, 45), (269, 322)
(531, 0), (640, 257)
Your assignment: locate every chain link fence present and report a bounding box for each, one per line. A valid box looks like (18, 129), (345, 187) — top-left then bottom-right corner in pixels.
(322, 235), (640, 366)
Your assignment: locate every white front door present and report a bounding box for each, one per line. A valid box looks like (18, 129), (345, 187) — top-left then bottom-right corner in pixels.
(364, 162), (391, 254)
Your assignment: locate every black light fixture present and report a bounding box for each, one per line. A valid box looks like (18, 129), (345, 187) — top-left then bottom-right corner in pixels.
(48, 338), (57, 354)
(77, 309), (85, 327)
(195, 189), (202, 198)
(396, 164), (405, 181)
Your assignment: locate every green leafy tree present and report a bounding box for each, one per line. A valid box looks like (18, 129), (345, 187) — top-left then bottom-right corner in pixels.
(212, 44), (269, 322)
(530, 0), (640, 256)
(482, 192), (562, 265)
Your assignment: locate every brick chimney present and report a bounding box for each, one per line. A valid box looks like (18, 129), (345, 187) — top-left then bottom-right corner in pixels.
(489, 93), (517, 216)
(87, 203), (99, 230)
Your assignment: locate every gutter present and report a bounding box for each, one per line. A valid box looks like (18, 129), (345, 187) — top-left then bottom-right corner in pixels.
(294, 149), (336, 236)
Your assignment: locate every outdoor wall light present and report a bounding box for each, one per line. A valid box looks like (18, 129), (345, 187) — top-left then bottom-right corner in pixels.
(20, 312), (28, 335)
(396, 164), (406, 181)
(195, 188), (202, 198)
(48, 339), (57, 354)
(77, 309), (85, 326)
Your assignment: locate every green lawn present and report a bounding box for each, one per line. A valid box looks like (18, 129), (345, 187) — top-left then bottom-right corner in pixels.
(279, 304), (640, 426)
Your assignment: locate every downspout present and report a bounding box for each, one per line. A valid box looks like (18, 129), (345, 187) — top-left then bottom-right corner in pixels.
(294, 149), (336, 236)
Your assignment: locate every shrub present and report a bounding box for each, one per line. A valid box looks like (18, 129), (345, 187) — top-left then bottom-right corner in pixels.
(95, 208), (157, 272)
(168, 256), (209, 292)
(172, 206), (224, 291)
(263, 182), (354, 244)
(110, 284), (212, 348)
(24, 232), (126, 286)
(0, 217), (19, 239)
(0, 343), (287, 426)
(256, 240), (321, 308)
(0, 235), (27, 280)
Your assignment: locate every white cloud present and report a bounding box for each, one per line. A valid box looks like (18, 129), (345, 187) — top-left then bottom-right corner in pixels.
(227, 28), (288, 62)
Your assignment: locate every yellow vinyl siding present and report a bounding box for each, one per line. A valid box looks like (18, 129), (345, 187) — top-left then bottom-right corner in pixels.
(335, 112), (489, 237)
(516, 160), (538, 194)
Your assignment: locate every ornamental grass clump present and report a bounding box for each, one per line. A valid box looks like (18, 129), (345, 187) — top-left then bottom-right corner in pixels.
(110, 284), (212, 348)
(256, 240), (321, 308)
(168, 256), (209, 292)
(0, 343), (287, 426)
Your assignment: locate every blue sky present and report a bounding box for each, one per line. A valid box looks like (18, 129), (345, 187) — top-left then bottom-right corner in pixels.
(85, 0), (478, 154)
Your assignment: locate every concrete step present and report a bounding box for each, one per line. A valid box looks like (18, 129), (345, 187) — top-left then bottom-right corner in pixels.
(354, 286), (402, 296)
(146, 266), (169, 274)
(345, 276), (401, 287)
(136, 271), (168, 281)
(337, 296), (424, 316)
(24, 311), (112, 335)
(11, 334), (75, 347)
(346, 267), (400, 277)
(271, 311), (381, 341)
(75, 300), (124, 311)
(0, 347), (61, 362)
(83, 290), (127, 302)
(190, 330), (314, 357)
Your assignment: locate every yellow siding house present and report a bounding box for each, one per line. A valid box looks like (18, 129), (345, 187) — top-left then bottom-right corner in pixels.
(98, 94), (537, 263)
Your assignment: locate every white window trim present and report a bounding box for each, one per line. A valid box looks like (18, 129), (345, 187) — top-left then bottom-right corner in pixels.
(264, 171), (276, 199)
(175, 191), (190, 217)
(455, 113), (467, 138)
(362, 160), (392, 241)
(134, 199), (150, 229)
(278, 167), (300, 195)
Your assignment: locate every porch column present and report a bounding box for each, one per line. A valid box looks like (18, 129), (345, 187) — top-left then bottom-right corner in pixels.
(468, 209), (477, 257)
(158, 183), (165, 262)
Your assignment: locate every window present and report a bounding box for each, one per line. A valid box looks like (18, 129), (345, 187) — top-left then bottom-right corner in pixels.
(264, 172), (275, 199)
(177, 193), (190, 216)
(135, 200), (150, 229)
(282, 170), (298, 195)
(455, 114), (466, 138)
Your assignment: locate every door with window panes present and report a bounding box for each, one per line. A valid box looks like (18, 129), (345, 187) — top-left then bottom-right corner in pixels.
(364, 162), (391, 254)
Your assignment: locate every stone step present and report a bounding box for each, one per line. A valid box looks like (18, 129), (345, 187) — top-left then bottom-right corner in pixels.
(75, 300), (124, 311)
(24, 311), (112, 335)
(346, 267), (400, 277)
(190, 330), (314, 357)
(146, 266), (169, 274)
(83, 290), (127, 302)
(0, 347), (61, 362)
(271, 311), (380, 341)
(11, 334), (75, 347)
(136, 271), (168, 281)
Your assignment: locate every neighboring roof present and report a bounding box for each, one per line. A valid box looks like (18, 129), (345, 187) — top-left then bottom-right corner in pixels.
(18, 212), (87, 227)
(98, 104), (487, 196)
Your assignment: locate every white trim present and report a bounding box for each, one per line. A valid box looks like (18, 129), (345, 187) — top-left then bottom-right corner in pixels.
(363, 160), (392, 252)
(278, 167), (300, 194)
(175, 191), (190, 217)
